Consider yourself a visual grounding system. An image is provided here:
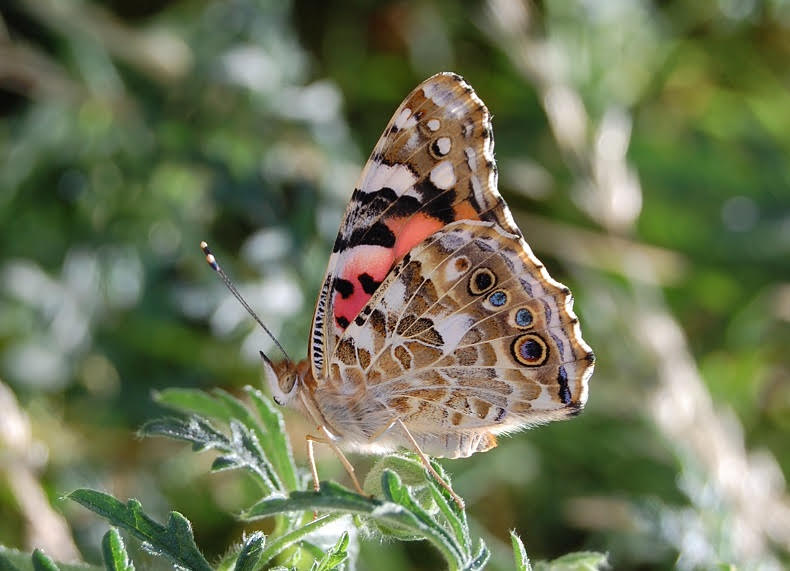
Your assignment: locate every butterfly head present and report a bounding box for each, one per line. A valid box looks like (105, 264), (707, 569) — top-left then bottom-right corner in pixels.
(260, 351), (300, 406)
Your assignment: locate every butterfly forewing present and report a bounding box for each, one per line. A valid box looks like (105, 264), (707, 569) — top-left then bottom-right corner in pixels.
(310, 73), (521, 382)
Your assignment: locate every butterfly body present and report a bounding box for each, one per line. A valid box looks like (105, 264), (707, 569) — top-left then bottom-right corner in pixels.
(263, 72), (594, 463)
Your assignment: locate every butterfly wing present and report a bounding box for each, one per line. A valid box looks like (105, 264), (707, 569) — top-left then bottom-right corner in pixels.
(319, 220), (594, 458)
(310, 72), (520, 382)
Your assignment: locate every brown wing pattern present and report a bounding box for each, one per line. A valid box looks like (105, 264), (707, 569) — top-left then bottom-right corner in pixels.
(309, 73), (520, 384)
(315, 221), (595, 458)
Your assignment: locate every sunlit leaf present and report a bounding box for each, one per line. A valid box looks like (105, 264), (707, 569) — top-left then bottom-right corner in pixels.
(67, 490), (212, 571)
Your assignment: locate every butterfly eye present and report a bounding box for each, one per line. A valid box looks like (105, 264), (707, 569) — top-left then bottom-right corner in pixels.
(512, 307), (534, 328)
(511, 334), (548, 366)
(469, 267), (497, 295)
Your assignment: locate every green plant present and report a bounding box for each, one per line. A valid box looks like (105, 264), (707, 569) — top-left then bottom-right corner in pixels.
(0, 387), (606, 570)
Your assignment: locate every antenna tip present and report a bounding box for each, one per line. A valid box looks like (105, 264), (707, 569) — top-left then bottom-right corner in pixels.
(200, 241), (219, 271)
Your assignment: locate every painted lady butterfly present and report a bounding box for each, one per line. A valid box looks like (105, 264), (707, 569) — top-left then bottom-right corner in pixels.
(206, 73), (594, 507)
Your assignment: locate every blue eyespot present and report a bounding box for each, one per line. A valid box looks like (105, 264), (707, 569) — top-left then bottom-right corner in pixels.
(515, 308), (533, 327)
(488, 291), (507, 307)
(511, 333), (548, 366)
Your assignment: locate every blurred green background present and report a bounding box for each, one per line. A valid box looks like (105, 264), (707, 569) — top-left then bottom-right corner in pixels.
(1, 0), (789, 569)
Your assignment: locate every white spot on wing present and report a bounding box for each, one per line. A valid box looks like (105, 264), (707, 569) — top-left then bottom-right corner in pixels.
(404, 130), (420, 152)
(383, 276), (407, 310)
(427, 119), (441, 131)
(394, 108), (417, 130)
(532, 385), (559, 410)
(360, 162), (417, 194)
(438, 231), (465, 251)
(355, 326), (375, 353)
(422, 81), (450, 105)
(435, 313), (475, 353)
(444, 256), (469, 282)
(465, 147), (477, 171)
(435, 136), (451, 156)
(430, 161), (456, 190)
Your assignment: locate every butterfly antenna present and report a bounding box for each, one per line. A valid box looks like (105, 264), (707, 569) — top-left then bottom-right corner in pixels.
(200, 241), (293, 365)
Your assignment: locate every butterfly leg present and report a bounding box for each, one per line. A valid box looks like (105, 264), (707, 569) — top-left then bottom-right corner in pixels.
(306, 428), (366, 496)
(396, 418), (465, 510)
(305, 436), (321, 493)
(366, 417), (398, 442)
(304, 436), (323, 520)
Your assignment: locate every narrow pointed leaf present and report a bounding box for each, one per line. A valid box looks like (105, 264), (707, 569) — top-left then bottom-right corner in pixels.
(428, 458), (465, 518)
(140, 416), (227, 453)
(211, 456), (238, 471)
(67, 489), (212, 571)
(211, 389), (284, 490)
(511, 531), (531, 571)
(243, 481), (381, 519)
(233, 531), (265, 571)
(227, 419), (279, 490)
(310, 531), (349, 571)
(381, 470), (469, 568)
(101, 529), (134, 571)
(31, 550), (58, 571)
(141, 416), (276, 492)
(258, 514), (346, 567)
(426, 477), (469, 554)
(466, 542), (490, 571)
(245, 387), (298, 491)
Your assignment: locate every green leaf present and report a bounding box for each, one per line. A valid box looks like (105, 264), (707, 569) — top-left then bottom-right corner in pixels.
(363, 453), (474, 554)
(233, 532), (265, 571)
(380, 470), (465, 563)
(0, 552), (21, 571)
(0, 547), (98, 571)
(243, 477), (481, 571)
(258, 514), (347, 567)
(101, 529), (134, 571)
(510, 531), (532, 571)
(310, 531), (349, 571)
(134, 391), (488, 570)
(466, 542), (491, 571)
(31, 551), (58, 571)
(363, 455), (436, 541)
(426, 469), (468, 552)
(534, 551), (609, 571)
(226, 418), (280, 490)
(244, 387), (299, 491)
(153, 388), (234, 423)
(140, 416), (227, 453)
(140, 416), (277, 492)
(67, 489), (212, 571)
(210, 389), (284, 488)
(243, 481), (378, 520)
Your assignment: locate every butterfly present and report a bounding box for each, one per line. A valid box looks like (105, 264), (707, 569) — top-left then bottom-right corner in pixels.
(208, 72), (594, 508)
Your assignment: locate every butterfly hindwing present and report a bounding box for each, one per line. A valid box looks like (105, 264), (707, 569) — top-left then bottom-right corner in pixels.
(310, 73), (521, 382)
(318, 220), (594, 458)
